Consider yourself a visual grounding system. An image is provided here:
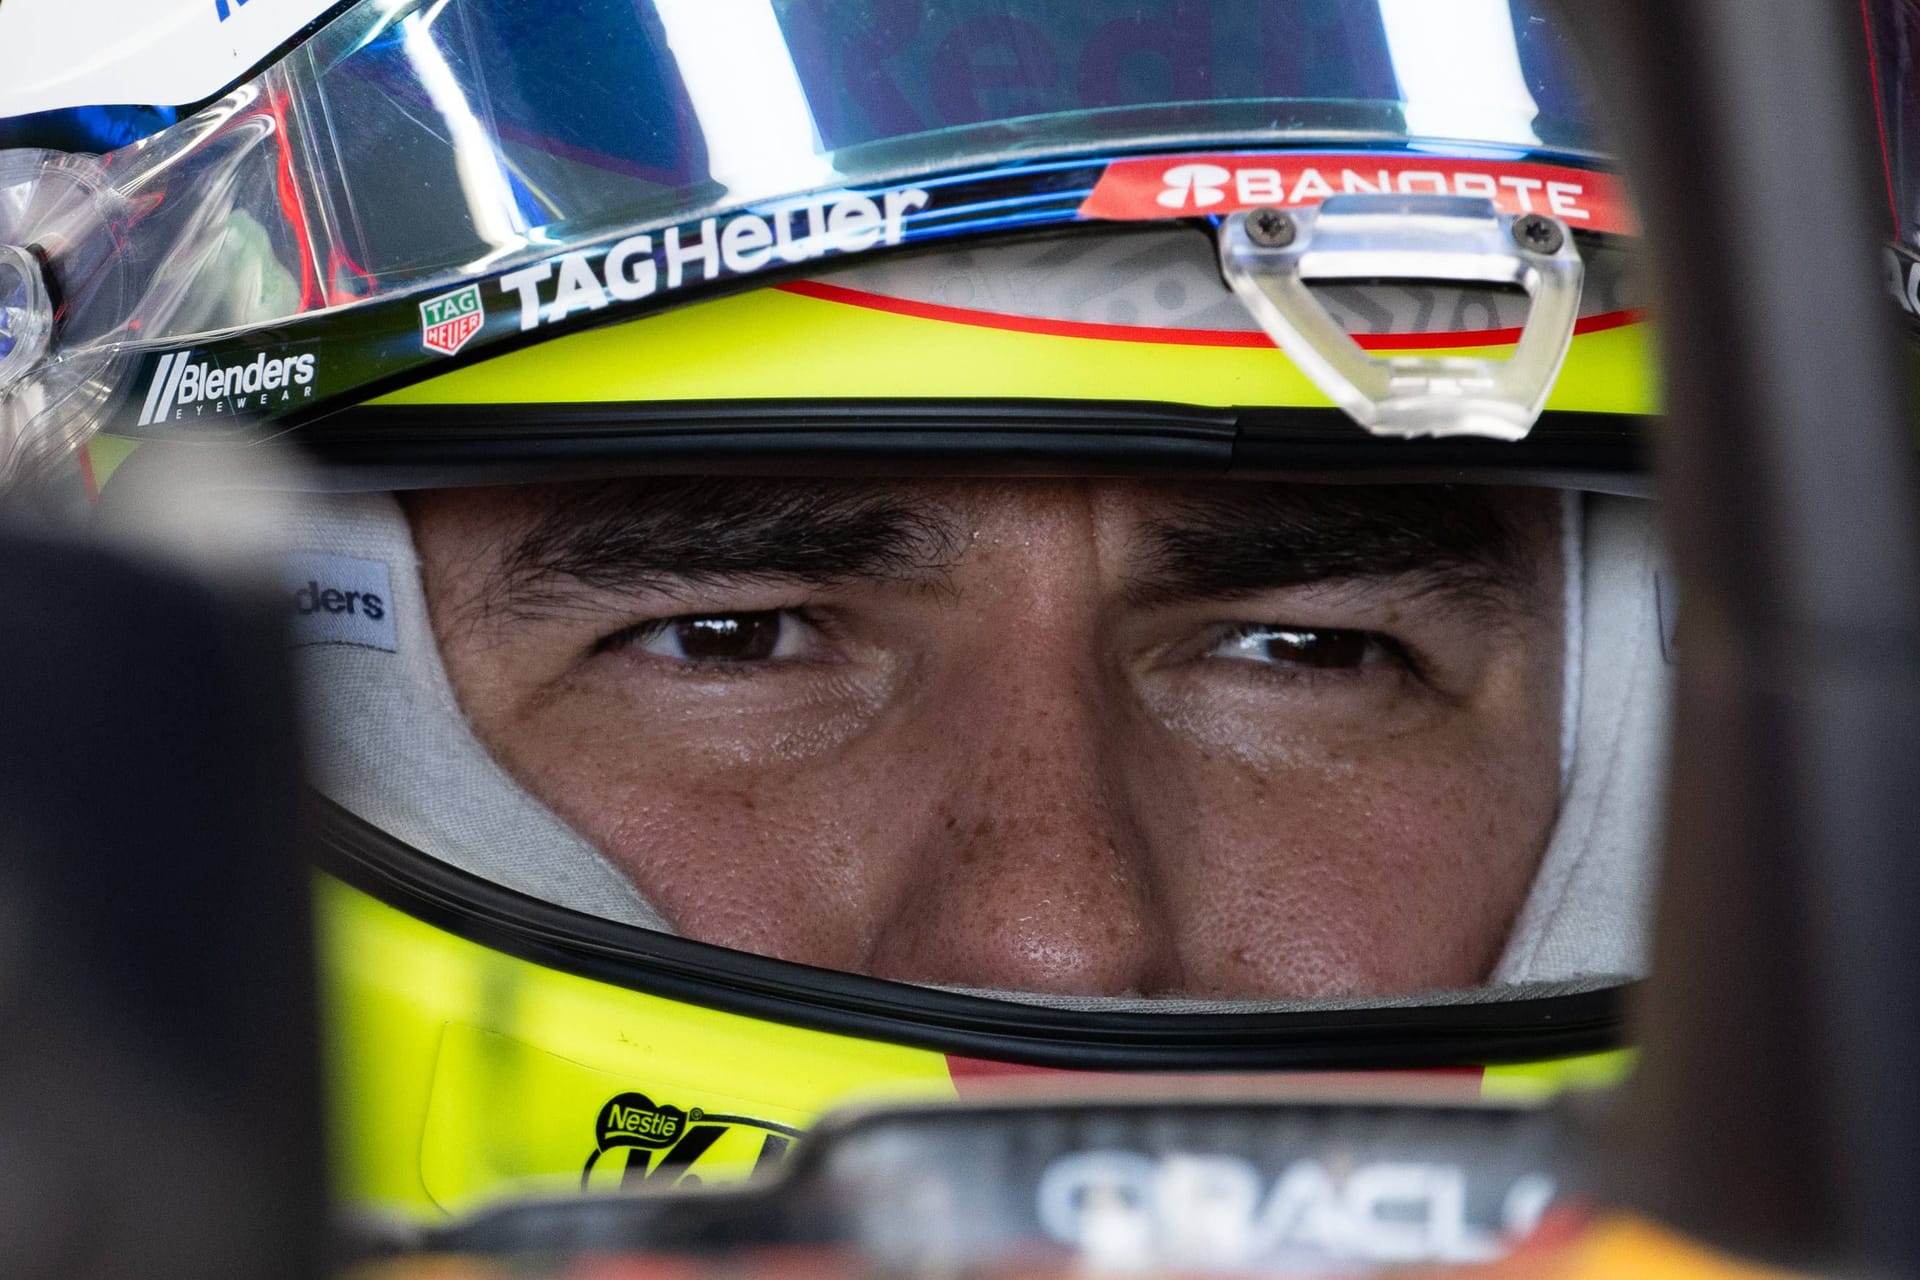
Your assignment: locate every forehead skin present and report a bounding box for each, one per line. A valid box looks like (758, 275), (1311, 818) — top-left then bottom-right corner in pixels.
(406, 478), (1564, 1000)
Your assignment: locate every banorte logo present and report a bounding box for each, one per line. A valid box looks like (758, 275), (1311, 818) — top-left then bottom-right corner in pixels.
(1081, 153), (1638, 236)
(1156, 163), (1234, 210)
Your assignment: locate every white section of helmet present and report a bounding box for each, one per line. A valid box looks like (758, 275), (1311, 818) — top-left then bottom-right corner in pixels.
(0, 0), (342, 118)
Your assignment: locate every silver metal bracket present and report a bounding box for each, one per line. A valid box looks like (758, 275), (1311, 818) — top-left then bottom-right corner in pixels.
(1220, 194), (1585, 442)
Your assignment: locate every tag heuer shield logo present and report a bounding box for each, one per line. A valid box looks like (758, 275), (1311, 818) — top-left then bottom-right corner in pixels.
(420, 284), (484, 356)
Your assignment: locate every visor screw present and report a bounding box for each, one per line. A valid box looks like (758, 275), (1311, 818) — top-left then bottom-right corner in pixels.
(1245, 207), (1297, 249)
(1512, 213), (1566, 255)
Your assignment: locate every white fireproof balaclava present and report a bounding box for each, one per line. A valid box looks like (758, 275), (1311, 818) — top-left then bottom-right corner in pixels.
(275, 484), (1670, 1004)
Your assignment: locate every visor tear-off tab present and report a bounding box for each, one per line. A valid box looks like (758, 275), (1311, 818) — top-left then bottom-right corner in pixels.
(1220, 194), (1585, 442)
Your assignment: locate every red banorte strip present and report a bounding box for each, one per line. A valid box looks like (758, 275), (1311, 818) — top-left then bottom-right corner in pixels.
(776, 279), (1645, 353)
(1080, 154), (1637, 235)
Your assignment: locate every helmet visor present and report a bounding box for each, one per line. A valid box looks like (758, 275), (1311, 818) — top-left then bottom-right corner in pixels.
(6, 0), (1605, 354)
(283, 0), (1601, 284)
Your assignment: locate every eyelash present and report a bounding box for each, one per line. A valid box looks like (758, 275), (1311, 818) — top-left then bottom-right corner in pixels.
(595, 608), (824, 665)
(598, 611), (1417, 686)
(1204, 623), (1421, 679)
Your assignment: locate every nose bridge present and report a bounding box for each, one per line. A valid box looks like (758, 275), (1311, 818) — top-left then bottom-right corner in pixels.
(957, 649), (1120, 855)
(941, 486), (1132, 840)
(868, 612), (1180, 996)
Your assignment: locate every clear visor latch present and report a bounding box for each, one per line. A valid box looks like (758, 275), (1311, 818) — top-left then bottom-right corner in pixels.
(0, 243), (52, 393)
(1220, 194), (1585, 442)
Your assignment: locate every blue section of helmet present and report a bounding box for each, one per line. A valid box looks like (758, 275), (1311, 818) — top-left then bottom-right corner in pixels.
(0, 106), (181, 153)
(773, 0), (1390, 145)
(1507, 1), (1600, 153)
(455, 0), (706, 184)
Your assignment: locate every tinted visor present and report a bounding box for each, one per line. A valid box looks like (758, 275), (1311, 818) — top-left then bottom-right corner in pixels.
(6, 0), (1603, 351)
(305, 0), (1601, 285)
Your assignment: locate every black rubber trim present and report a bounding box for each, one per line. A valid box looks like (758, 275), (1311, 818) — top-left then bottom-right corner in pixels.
(311, 799), (1632, 1072)
(293, 398), (1236, 480)
(1233, 406), (1651, 485)
(289, 398), (1651, 492)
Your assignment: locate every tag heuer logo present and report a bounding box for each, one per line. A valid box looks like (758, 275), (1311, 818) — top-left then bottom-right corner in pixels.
(420, 284), (484, 356)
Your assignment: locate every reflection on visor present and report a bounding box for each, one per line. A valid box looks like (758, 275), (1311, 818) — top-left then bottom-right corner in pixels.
(282, 0), (1601, 281)
(0, 0), (1605, 344)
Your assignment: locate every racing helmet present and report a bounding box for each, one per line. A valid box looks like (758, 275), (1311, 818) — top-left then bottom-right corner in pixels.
(0, 0), (1667, 1227)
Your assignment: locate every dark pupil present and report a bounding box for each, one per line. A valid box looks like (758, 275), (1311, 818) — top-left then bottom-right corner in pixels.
(1264, 627), (1369, 668)
(675, 613), (781, 661)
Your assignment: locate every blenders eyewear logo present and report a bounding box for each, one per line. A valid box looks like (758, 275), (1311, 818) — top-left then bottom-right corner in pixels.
(419, 283), (485, 356)
(137, 348), (318, 426)
(284, 553), (397, 654)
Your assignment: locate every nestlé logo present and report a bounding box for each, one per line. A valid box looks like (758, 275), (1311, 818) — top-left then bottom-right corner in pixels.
(137, 348), (318, 426)
(595, 1092), (688, 1152)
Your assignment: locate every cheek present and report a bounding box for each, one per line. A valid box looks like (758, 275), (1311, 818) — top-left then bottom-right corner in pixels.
(479, 704), (925, 969)
(1154, 684), (1562, 997)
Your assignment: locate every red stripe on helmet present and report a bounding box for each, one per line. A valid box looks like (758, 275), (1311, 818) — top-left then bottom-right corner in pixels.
(778, 279), (1645, 352)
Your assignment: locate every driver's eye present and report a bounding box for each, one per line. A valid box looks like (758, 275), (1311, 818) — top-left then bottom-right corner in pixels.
(1208, 625), (1397, 670)
(617, 611), (806, 663)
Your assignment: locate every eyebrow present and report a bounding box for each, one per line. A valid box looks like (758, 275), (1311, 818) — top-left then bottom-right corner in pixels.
(1129, 485), (1549, 612)
(483, 478), (965, 619)
(478, 479), (1548, 622)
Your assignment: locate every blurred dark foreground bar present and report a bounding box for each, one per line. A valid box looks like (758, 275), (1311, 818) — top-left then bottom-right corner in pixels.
(0, 529), (323, 1280)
